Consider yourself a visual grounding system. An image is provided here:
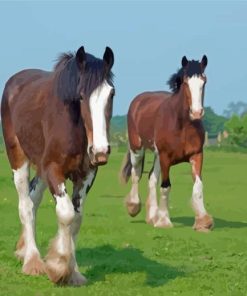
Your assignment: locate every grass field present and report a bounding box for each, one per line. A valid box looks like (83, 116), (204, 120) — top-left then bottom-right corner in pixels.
(0, 149), (247, 296)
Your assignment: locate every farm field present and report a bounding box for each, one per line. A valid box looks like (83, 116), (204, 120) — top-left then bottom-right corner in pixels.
(0, 149), (246, 296)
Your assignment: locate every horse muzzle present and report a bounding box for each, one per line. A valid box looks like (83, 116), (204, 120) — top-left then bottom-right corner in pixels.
(88, 145), (111, 166)
(189, 108), (204, 120)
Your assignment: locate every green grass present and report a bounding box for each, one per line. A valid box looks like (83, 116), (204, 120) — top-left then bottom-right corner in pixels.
(0, 150), (247, 296)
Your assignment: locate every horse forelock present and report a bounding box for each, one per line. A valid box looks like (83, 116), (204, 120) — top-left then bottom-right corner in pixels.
(186, 60), (203, 77)
(82, 54), (114, 98)
(167, 59), (205, 94)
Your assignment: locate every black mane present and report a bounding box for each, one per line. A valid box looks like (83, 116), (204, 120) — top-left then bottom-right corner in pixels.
(167, 68), (184, 93)
(186, 60), (203, 77)
(54, 52), (74, 71)
(167, 59), (203, 93)
(55, 51), (114, 102)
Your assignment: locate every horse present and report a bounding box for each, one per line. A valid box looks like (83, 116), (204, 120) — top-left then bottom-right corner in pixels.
(120, 55), (214, 232)
(1, 46), (115, 285)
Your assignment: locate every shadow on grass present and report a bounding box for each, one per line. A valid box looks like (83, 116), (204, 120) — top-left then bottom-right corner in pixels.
(76, 244), (184, 287)
(100, 194), (123, 199)
(130, 220), (146, 224)
(173, 216), (247, 229)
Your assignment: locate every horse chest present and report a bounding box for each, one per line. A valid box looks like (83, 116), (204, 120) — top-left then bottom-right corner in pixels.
(167, 128), (203, 164)
(63, 153), (84, 174)
(183, 128), (203, 157)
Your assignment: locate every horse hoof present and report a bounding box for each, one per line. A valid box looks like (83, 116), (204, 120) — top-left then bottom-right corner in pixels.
(146, 217), (155, 225)
(125, 198), (141, 217)
(45, 253), (72, 284)
(15, 248), (25, 262)
(146, 213), (159, 225)
(22, 254), (45, 275)
(154, 218), (173, 228)
(68, 271), (87, 286)
(193, 214), (214, 232)
(15, 230), (25, 261)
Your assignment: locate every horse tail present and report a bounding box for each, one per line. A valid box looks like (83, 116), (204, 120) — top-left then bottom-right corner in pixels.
(119, 150), (132, 184)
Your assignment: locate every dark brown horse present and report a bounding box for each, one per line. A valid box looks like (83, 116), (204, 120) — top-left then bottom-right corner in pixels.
(121, 55), (213, 232)
(1, 46), (115, 285)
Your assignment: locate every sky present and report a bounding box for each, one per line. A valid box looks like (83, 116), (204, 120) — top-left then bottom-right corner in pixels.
(0, 1), (247, 116)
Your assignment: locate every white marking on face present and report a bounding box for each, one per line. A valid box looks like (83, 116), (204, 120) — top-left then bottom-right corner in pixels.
(188, 76), (204, 113)
(89, 80), (113, 154)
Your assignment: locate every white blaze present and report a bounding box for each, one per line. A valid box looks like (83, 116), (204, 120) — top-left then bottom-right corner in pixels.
(188, 76), (204, 113)
(89, 80), (113, 154)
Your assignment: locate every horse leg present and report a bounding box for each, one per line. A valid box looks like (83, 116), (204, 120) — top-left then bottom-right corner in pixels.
(155, 152), (173, 228)
(190, 153), (214, 232)
(68, 168), (97, 286)
(125, 148), (144, 217)
(16, 176), (46, 264)
(44, 163), (78, 285)
(12, 159), (45, 275)
(146, 154), (160, 225)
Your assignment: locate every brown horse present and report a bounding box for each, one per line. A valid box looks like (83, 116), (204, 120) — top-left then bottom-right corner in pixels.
(1, 46), (115, 285)
(121, 55), (213, 232)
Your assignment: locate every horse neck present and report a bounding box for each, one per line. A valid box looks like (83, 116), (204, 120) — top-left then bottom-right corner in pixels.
(172, 84), (191, 124)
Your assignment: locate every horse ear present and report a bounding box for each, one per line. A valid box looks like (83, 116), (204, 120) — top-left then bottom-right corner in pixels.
(76, 46), (86, 68)
(181, 56), (188, 68)
(201, 55), (208, 70)
(103, 46), (114, 70)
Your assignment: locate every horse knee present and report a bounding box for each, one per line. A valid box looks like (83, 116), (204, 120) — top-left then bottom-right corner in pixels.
(56, 195), (75, 226)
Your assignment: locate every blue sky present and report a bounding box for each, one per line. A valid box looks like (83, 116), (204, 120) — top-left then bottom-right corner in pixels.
(0, 1), (247, 116)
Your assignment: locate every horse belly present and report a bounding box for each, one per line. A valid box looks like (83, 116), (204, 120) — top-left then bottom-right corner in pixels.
(16, 124), (45, 165)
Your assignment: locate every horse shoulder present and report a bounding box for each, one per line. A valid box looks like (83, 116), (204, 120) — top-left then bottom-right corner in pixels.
(184, 123), (204, 156)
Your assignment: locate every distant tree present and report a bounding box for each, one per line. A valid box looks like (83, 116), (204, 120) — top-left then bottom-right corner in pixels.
(203, 107), (227, 138)
(224, 114), (247, 148)
(111, 132), (128, 147)
(223, 101), (247, 118)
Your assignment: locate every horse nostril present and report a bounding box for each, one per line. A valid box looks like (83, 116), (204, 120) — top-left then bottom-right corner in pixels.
(107, 145), (111, 154)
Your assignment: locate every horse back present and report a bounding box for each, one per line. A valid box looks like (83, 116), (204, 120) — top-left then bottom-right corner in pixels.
(3, 68), (50, 99)
(1, 69), (54, 165)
